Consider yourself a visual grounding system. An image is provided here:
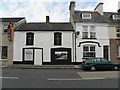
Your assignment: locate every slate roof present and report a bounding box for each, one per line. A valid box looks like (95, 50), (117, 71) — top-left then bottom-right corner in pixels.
(15, 22), (74, 31)
(74, 11), (119, 24)
(0, 17), (25, 22)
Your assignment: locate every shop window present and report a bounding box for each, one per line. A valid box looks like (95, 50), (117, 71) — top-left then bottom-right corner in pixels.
(55, 51), (68, 60)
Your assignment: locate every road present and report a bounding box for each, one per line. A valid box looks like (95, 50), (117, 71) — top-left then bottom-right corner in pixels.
(1, 68), (120, 88)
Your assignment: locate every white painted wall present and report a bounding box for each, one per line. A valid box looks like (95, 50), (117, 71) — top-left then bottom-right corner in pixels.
(76, 23), (109, 62)
(13, 31), (74, 63)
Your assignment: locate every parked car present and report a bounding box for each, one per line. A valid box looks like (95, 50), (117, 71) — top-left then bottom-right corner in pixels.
(81, 57), (119, 71)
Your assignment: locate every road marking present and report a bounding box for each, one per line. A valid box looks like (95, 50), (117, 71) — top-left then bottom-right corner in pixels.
(0, 65), (8, 67)
(48, 78), (105, 81)
(0, 77), (19, 79)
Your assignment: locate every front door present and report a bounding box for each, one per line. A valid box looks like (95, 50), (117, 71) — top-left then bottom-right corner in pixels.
(34, 49), (42, 65)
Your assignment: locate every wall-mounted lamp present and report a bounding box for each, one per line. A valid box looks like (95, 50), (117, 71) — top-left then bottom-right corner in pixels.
(75, 31), (80, 38)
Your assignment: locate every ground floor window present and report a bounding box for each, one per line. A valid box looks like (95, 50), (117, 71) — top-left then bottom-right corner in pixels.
(55, 51), (68, 60)
(118, 46), (120, 57)
(0, 46), (8, 59)
(83, 45), (95, 58)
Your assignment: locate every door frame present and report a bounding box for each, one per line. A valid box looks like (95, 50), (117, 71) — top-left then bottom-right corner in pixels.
(23, 47), (43, 64)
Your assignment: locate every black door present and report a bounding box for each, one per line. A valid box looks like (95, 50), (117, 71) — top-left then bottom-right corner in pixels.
(51, 48), (71, 65)
(103, 46), (109, 60)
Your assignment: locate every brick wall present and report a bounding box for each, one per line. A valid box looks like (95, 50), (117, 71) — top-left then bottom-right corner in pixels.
(110, 39), (120, 64)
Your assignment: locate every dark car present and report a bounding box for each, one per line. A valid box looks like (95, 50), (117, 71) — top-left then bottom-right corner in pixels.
(81, 57), (119, 71)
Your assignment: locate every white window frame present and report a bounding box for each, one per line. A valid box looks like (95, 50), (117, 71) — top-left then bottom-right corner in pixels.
(90, 26), (96, 38)
(83, 45), (96, 58)
(112, 15), (120, 20)
(82, 13), (91, 19)
(82, 26), (96, 39)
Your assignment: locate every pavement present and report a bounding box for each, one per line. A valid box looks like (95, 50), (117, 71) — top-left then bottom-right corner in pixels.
(1, 64), (82, 69)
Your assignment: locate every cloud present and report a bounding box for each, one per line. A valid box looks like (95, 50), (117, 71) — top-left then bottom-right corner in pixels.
(0, 0), (119, 22)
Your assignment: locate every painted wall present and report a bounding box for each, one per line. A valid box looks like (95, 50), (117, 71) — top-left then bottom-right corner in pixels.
(13, 31), (74, 63)
(75, 23), (109, 62)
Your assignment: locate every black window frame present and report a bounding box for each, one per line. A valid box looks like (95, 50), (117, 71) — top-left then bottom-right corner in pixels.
(54, 32), (62, 46)
(26, 32), (34, 45)
(1, 46), (8, 59)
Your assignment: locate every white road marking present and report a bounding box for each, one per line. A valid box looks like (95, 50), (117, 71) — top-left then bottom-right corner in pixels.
(48, 78), (105, 81)
(0, 65), (7, 67)
(0, 77), (19, 79)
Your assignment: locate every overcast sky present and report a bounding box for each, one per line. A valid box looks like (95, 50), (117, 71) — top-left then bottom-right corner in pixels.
(0, 0), (120, 22)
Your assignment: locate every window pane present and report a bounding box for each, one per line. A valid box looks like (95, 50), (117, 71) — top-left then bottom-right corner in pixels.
(90, 46), (95, 51)
(83, 46), (89, 51)
(118, 46), (120, 57)
(55, 51), (68, 60)
(1, 46), (7, 59)
(90, 32), (96, 38)
(26, 33), (34, 45)
(54, 33), (62, 45)
(82, 32), (88, 38)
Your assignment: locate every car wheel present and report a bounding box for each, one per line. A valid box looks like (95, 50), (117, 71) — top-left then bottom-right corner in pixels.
(90, 66), (96, 71)
(113, 66), (118, 71)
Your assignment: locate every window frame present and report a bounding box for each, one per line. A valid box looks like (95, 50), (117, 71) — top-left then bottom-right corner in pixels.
(82, 13), (92, 19)
(82, 26), (96, 39)
(83, 45), (96, 59)
(0, 46), (8, 60)
(116, 27), (120, 38)
(26, 32), (34, 45)
(54, 32), (62, 46)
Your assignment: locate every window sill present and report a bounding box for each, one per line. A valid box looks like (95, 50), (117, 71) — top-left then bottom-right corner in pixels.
(117, 56), (120, 59)
(0, 59), (8, 61)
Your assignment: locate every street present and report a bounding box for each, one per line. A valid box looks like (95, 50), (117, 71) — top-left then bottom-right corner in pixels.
(1, 68), (120, 88)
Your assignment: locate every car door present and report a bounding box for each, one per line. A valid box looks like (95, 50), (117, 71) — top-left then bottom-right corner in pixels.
(95, 58), (103, 69)
(101, 58), (112, 70)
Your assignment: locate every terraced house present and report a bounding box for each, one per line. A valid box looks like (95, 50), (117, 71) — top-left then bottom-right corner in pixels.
(13, 16), (75, 65)
(69, 1), (120, 64)
(0, 17), (26, 65)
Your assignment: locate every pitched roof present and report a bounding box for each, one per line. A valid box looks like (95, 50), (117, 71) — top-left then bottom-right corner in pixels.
(15, 22), (74, 31)
(74, 11), (119, 24)
(0, 17), (25, 22)
(74, 11), (108, 23)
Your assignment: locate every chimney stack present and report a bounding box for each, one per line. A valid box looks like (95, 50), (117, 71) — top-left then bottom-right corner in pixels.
(118, 1), (120, 13)
(94, 2), (104, 15)
(46, 16), (49, 23)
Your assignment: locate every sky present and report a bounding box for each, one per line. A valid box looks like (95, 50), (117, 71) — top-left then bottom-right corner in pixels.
(0, 0), (120, 22)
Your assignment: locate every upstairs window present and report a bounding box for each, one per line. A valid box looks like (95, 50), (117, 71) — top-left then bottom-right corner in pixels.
(26, 32), (34, 45)
(112, 15), (120, 20)
(116, 28), (120, 37)
(82, 26), (88, 38)
(82, 26), (96, 39)
(82, 13), (91, 19)
(54, 32), (62, 45)
(90, 26), (96, 38)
